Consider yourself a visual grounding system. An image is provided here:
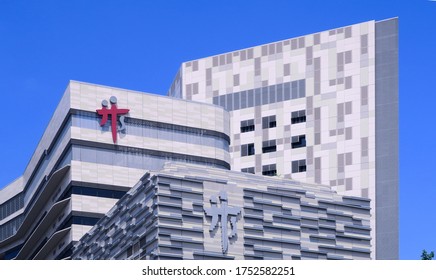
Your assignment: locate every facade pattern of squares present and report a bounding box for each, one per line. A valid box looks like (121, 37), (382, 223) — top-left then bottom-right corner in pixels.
(169, 21), (377, 253)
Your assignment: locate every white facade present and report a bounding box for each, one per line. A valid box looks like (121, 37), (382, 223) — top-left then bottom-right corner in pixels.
(169, 18), (398, 259)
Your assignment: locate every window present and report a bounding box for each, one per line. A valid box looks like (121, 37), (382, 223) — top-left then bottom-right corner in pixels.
(212, 79), (306, 111)
(240, 119), (255, 133)
(291, 110), (306, 124)
(241, 167), (255, 174)
(0, 194), (24, 220)
(127, 242), (141, 259)
(291, 135), (306, 149)
(262, 164), (277, 176)
(0, 215), (24, 242)
(71, 216), (101, 226)
(69, 186), (127, 199)
(262, 140), (277, 153)
(262, 115), (276, 129)
(292, 159), (307, 173)
(241, 143), (255, 157)
(127, 247), (133, 258)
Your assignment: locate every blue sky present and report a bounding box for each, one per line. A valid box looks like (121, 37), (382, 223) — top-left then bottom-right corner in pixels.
(0, 0), (435, 260)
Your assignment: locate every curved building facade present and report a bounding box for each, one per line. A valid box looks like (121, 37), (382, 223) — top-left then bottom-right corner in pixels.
(0, 81), (230, 259)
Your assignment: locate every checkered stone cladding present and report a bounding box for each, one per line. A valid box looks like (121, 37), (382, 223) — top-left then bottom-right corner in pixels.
(168, 19), (398, 260)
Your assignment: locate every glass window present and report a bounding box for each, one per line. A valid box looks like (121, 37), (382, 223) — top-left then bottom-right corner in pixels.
(276, 84), (283, 102)
(241, 167), (255, 174)
(292, 159), (307, 173)
(226, 94), (233, 111)
(291, 81), (298, 99)
(269, 85), (276, 104)
(262, 140), (277, 153)
(241, 143), (255, 157)
(240, 91), (247, 109)
(291, 135), (306, 149)
(262, 164), (277, 176)
(291, 110), (306, 124)
(219, 95), (226, 109)
(261, 87), (268, 105)
(234, 92), (240, 111)
(247, 90), (254, 108)
(298, 79), (306, 98)
(254, 89), (261, 106)
(284, 82), (291, 101)
(262, 115), (276, 129)
(240, 119), (255, 133)
(213, 96), (219, 106)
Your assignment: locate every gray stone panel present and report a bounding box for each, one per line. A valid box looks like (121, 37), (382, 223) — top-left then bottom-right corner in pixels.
(72, 163), (371, 260)
(375, 18), (399, 260)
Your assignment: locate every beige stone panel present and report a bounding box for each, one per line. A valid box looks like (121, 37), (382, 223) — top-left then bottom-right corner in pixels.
(71, 126), (112, 145)
(200, 103), (215, 131)
(69, 82), (82, 110)
(70, 161), (83, 183)
(71, 225), (93, 242)
(71, 194), (118, 215)
(141, 93), (159, 121)
(171, 99), (187, 127)
(185, 102), (203, 128)
(156, 97), (174, 124)
(79, 160), (98, 183)
(72, 161), (142, 188)
(127, 90), (144, 120)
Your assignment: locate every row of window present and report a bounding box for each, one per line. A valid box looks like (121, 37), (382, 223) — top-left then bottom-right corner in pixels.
(213, 79), (306, 112)
(72, 144), (229, 172)
(1, 118), (73, 231)
(0, 193), (24, 221)
(241, 167), (255, 174)
(241, 135), (306, 157)
(0, 188), (110, 243)
(65, 186), (127, 200)
(240, 110), (306, 133)
(73, 113), (229, 152)
(0, 215), (24, 242)
(63, 215), (102, 228)
(241, 160), (307, 177)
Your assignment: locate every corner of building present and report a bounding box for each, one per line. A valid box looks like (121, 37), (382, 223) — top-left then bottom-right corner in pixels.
(375, 17), (399, 260)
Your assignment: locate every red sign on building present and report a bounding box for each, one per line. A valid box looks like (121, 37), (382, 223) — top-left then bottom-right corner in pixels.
(96, 96), (129, 143)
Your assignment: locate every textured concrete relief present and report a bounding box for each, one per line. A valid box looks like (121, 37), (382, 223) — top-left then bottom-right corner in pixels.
(204, 191), (242, 253)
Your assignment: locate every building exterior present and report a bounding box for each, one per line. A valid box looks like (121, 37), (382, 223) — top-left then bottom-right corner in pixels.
(0, 18), (398, 260)
(0, 81), (230, 259)
(72, 163), (371, 260)
(168, 18), (398, 259)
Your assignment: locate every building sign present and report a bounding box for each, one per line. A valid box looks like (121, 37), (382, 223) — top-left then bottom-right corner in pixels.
(204, 191), (242, 253)
(96, 96), (130, 143)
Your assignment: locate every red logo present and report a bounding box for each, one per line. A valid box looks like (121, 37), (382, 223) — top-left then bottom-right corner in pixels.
(96, 96), (130, 143)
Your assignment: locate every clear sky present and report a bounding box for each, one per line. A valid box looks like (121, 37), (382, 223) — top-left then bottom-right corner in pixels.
(0, 0), (435, 260)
